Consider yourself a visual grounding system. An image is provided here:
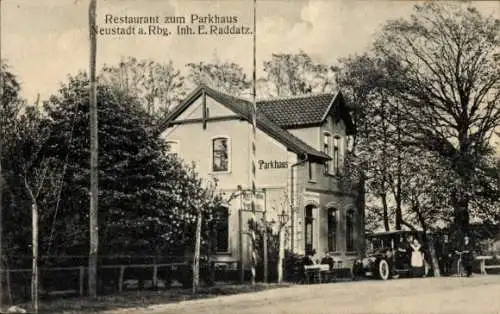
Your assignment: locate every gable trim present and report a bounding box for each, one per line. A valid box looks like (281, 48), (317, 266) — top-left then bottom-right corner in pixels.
(169, 115), (244, 125)
(157, 85), (330, 160)
(320, 92), (340, 122)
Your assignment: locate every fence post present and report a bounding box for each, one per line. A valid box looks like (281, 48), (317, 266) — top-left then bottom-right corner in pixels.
(79, 267), (85, 296)
(118, 266), (125, 293)
(152, 265), (158, 289)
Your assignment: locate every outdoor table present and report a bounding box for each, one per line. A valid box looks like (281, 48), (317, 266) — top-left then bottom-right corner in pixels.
(304, 264), (330, 283)
(476, 255), (493, 275)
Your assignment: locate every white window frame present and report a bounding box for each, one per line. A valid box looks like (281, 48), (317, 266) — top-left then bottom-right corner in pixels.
(323, 131), (332, 174)
(210, 135), (232, 174)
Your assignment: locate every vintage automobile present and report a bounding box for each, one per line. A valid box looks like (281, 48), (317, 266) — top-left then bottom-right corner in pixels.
(352, 230), (433, 280)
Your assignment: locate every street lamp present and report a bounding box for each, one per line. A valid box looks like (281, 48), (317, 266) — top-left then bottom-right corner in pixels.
(278, 210), (289, 226)
(277, 209), (289, 284)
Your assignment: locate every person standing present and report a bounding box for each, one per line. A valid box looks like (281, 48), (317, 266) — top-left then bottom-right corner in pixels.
(438, 234), (453, 276)
(410, 238), (424, 277)
(460, 235), (474, 277)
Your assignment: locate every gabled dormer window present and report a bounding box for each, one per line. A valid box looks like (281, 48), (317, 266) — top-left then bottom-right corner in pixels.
(323, 132), (342, 175)
(212, 137), (230, 172)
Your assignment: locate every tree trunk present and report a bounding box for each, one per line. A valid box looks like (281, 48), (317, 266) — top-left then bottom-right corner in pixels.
(395, 102), (402, 230)
(381, 194), (390, 231)
(25, 179), (38, 313)
(452, 192), (470, 244)
(192, 211), (202, 296)
(427, 234), (441, 277)
(31, 202), (39, 313)
(88, 0), (99, 299)
(277, 228), (284, 284)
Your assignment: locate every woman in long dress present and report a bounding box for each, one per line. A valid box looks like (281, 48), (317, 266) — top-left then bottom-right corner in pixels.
(410, 238), (424, 277)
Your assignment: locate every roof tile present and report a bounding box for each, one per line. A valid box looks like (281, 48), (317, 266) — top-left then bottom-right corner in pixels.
(257, 94), (335, 128)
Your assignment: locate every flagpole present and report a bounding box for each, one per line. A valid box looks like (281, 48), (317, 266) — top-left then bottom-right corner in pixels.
(250, 0), (257, 286)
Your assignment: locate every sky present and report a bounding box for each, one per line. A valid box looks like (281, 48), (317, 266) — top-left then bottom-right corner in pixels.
(1, 0), (497, 104)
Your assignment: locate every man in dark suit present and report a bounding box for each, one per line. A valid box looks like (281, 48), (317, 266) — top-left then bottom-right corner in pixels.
(460, 235), (474, 277)
(438, 234), (453, 276)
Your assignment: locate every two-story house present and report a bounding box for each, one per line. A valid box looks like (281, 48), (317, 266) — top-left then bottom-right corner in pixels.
(158, 85), (365, 271)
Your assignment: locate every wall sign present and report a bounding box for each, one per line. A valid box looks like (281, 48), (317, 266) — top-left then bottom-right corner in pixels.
(241, 191), (265, 212)
(258, 160), (289, 170)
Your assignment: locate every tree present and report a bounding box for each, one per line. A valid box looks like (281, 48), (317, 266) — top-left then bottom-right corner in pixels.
(260, 51), (337, 98)
(186, 61), (251, 97)
(15, 105), (53, 313)
(1, 80), (60, 309)
(100, 57), (185, 120)
(336, 54), (411, 232)
(0, 62), (23, 309)
(373, 2), (500, 240)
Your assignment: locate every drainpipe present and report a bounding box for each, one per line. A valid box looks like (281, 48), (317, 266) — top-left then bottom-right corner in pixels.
(290, 154), (308, 254)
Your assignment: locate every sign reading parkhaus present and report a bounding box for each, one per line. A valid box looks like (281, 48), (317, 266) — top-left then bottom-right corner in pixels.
(258, 160), (289, 170)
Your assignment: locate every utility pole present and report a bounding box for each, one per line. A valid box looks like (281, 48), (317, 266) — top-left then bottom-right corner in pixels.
(250, 0), (257, 286)
(0, 2), (4, 306)
(88, 0), (99, 298)
(0, 72), (4, 314)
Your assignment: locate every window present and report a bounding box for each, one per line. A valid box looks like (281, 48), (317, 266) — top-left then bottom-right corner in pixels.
(308, 161), (316, 181)
(212, 206), (229, 253)
(166, 141), (179, 155)
(212, 137), (230, 172)
(333, 136), (340, 175)
(305, 205), (314, 255)
(346, 209), (355, 252)
(323, 132), (331, 173)
(327, 208), (337, 252)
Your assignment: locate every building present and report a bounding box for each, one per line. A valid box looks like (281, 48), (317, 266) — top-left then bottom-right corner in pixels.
(158, 85), (365, 270)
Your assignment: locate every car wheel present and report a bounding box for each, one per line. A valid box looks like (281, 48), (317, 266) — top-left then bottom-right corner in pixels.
(377, 259), (390, 280)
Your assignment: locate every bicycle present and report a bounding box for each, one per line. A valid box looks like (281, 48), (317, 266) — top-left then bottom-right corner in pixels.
(454, 250), (470, 277)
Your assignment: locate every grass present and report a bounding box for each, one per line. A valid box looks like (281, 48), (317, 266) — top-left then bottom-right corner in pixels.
(15, 283), (292, 314)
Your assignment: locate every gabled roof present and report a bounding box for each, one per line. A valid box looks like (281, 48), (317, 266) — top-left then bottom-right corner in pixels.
(157, 85), (330, 160)
(257, 92), (355, 135)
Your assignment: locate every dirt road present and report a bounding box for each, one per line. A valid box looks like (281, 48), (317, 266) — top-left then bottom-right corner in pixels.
(105, 276), (500, 314)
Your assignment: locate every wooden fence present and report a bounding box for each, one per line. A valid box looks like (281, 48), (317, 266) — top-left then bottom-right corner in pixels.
(0, 261), (191, 303)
